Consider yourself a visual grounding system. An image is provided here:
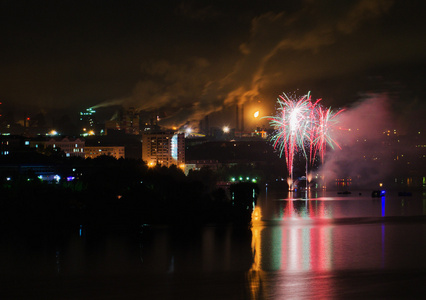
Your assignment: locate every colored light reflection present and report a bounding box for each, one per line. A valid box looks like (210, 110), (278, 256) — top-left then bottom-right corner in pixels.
(248, 201), (334, 299)
(250, 201), (333, 272)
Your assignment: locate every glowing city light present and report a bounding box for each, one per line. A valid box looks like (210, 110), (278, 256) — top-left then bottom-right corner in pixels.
(254, 111), (260, 118)
(223, 126), (230, 133)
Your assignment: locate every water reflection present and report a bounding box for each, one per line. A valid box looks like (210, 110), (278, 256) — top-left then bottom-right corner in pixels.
(252, 199), (337, 270)
(248, 193), (382, 299)
(249, 202), (335, 299)
(2, 191), (426, 299)
(247, 190), (426, 299)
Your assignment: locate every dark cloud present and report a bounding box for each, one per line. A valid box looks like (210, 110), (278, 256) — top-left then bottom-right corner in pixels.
(0, 0), (425, 128)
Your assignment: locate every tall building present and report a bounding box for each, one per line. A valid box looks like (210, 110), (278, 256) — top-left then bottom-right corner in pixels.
(79, 108), (97, 129)
(142, 131), (185, 167)
(104, 107), (140, 135)
(122, 107), (140, 134)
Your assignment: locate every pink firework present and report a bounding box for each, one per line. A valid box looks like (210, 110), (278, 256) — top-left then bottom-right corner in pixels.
(267, 92), (314, 178)
(313, 106), (345, 163)
(266, 92), (344, 181)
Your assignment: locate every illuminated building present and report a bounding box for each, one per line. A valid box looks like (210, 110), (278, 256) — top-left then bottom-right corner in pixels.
(85, 135), (142, 160)
(0, 135), (30, 155)
(79, 108), (97, 129)
(84, 146), (125, 159)
(44, 137), (85, 158)
(142, 131), (185, 167)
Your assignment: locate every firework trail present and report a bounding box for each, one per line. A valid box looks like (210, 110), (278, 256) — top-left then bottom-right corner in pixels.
(268, 92), (311, 179)
(313, 105), (345, 163)
(266, 92), (344, 188)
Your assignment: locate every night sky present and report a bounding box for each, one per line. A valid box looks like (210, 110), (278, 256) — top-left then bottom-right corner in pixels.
(1, 0), (425, 129)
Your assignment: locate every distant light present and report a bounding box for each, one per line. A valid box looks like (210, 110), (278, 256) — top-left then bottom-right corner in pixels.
(223, 126), (230, 133)
(54, 175), (61, 182)
(48, 130), (58, 136)
(66, 176), (75, 181)
(252, 178), (257, 183)
(6, 177), (11, 181)
(254, 111), (260, 118)
(231, 177), (236, 182)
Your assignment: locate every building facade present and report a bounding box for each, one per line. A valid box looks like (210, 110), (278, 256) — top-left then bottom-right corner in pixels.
(85, 146), (125, 159)
(43, 137), (85, 158)
(142, 131), (185, 167)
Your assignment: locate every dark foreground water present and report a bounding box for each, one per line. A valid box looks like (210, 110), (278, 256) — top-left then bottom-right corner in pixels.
(2, 189), (426, 299)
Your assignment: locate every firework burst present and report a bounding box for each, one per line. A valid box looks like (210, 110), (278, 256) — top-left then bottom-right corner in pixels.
(265, 92), (344, 189)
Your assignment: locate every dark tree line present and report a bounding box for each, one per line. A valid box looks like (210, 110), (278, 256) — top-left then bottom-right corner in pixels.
(0, 154), (256, 227)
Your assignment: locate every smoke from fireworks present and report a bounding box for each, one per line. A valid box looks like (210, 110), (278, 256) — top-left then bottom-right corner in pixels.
(266, 92), (344, 185)
(318, 94), (395, 189)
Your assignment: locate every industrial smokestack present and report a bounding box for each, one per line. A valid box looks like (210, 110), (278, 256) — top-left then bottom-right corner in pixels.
(236, 105), (239, 131)
(241, 104), (244, 132)
(204, 115), (209, 136)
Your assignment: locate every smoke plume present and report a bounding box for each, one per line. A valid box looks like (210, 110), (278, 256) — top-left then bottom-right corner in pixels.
(88, 1), (397, 130)
(318, 93), (396, 189)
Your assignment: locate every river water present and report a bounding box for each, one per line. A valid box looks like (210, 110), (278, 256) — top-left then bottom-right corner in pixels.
(1, 188), (426, 299)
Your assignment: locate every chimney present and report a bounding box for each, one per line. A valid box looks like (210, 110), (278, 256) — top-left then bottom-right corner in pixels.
(241, 104), (244, 132)
(236, 105), (239, 131)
